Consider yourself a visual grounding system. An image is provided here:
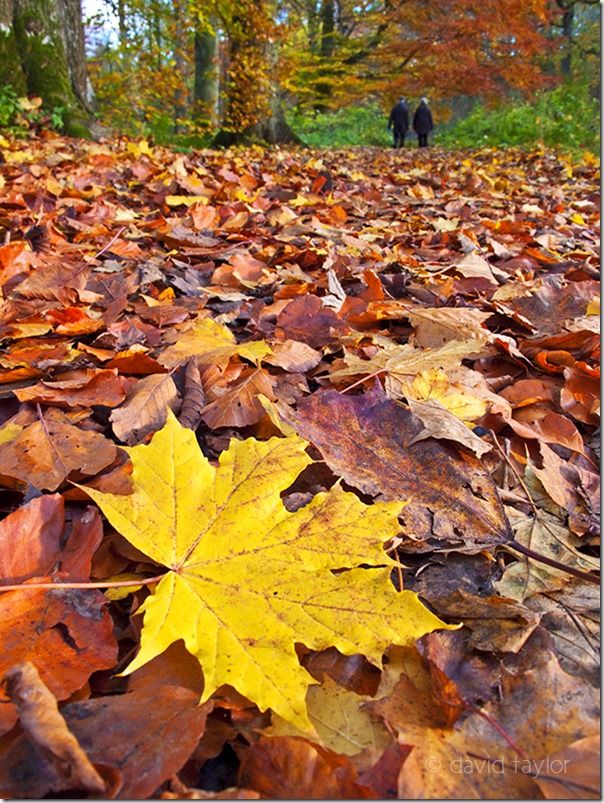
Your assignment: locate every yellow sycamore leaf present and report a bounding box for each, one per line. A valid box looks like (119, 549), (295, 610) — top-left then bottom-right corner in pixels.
(81, 412), (451, 731)
(159, 316), (272, 369)
(404, 368), (487, 424)
(126, 139), (154, 158)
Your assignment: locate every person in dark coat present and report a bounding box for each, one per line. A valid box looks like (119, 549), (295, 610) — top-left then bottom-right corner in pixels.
(387, 97), (409, 148)
(413, 97), (433, 147)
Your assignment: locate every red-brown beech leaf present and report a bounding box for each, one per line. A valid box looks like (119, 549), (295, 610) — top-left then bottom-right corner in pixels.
(238, 736), (375, 799)
(14, 369), (128, 408)
(288, 384), (511, 552)
(0, 588), (117, 735)
(0, 495), (64, 585)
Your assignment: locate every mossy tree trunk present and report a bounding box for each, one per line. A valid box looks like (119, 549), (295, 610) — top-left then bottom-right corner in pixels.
(0, 0), (27, 93)
(194, 18), (218, 128)
(4, 0), (91, 136)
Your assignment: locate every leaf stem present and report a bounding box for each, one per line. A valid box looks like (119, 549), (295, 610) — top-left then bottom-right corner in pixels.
(0, 574), (167, 593)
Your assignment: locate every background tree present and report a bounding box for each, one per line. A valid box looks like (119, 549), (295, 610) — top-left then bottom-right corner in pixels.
(0, 0), (91, 135)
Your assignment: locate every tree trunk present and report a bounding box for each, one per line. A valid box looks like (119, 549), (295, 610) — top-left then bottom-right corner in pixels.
(560, 2), (574, 76)
(11, 0), (91, 136)
(57, 0), (93, 112)
(194, 20), (218, 127)
(0, 0), (26, 92)
(172, 0), (188, 133)
(213, 1), (301, 146)
(313, 0), (336, 108)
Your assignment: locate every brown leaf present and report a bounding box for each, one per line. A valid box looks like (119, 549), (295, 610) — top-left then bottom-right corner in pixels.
(264, 339), (322, 372)
(0, 682), (211, 799)
(0, 495), (64, 585)
(288, 384), (511, 552)
(238, 736), (375, 799)
(178, 358), (206, 431)
(534, 734), (600, 799)
(406, 307), (492, 347)
(0, 587), (117, 735)
(3, 662), (105, 794)
(59, 506), (104, 580)
(276, 295), (348, 349)
(426, 589), (542, 653)
(369, 649), (599, 799)
(14, 369), (128, 408)
(110, 373), (180, 444)
(201, 366), (276, 428)
(0, 418), (117, 491)
(406, 398), (492, 457)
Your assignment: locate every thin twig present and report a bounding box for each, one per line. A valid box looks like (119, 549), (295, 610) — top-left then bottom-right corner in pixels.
(0, 574), (167, 593)
(94, 226), (126, 259)
(340, 370), (385, 394)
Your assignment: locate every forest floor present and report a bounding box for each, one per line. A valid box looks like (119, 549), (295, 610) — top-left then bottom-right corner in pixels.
(0, 133), (600, 799)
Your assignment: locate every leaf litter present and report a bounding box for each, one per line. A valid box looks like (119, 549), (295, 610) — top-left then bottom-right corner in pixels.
(0, 134), (599, 798)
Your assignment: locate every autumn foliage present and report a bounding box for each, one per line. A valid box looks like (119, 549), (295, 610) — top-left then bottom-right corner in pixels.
(0, 131), (599, 798)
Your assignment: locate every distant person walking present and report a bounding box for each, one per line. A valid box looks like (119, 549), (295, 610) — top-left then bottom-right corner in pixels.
(413, 97), (433, 147)
(387, 97), (409, 148)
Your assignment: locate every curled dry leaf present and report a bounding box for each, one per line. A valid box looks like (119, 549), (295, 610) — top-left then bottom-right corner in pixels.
(3, 662), (105, 794)
(178, 357), (206, 430)
(0, 680), (212, 799)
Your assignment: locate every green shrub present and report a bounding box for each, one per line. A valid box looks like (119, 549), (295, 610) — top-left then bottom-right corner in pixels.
(289, 104), (390, 148)
(0, 86), (65, 136)
(436, 81), (599, 154)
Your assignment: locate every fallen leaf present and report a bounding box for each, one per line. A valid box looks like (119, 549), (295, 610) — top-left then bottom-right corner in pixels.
(178, 358), (206, 430)
(268, 674), (391, 756)
(0, 495), (64, 585)
(80, 411), (450, 731)
(111, 373), (180, 444)
(0, 681), (211, 799)
(3, 662), (105, 794)
(238, 736), (374, 799)
(495, 508), (599, 601)
(14, 369), (128, 408)
(406, 398), (492, 457)
(201, 366), (276, 428)
(0, 587), (117, 735)
(159, 316), (271, 369)
(288, 384), (511, 552)
(403, 368), (487, 423)
(0, 418), (117, 491)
